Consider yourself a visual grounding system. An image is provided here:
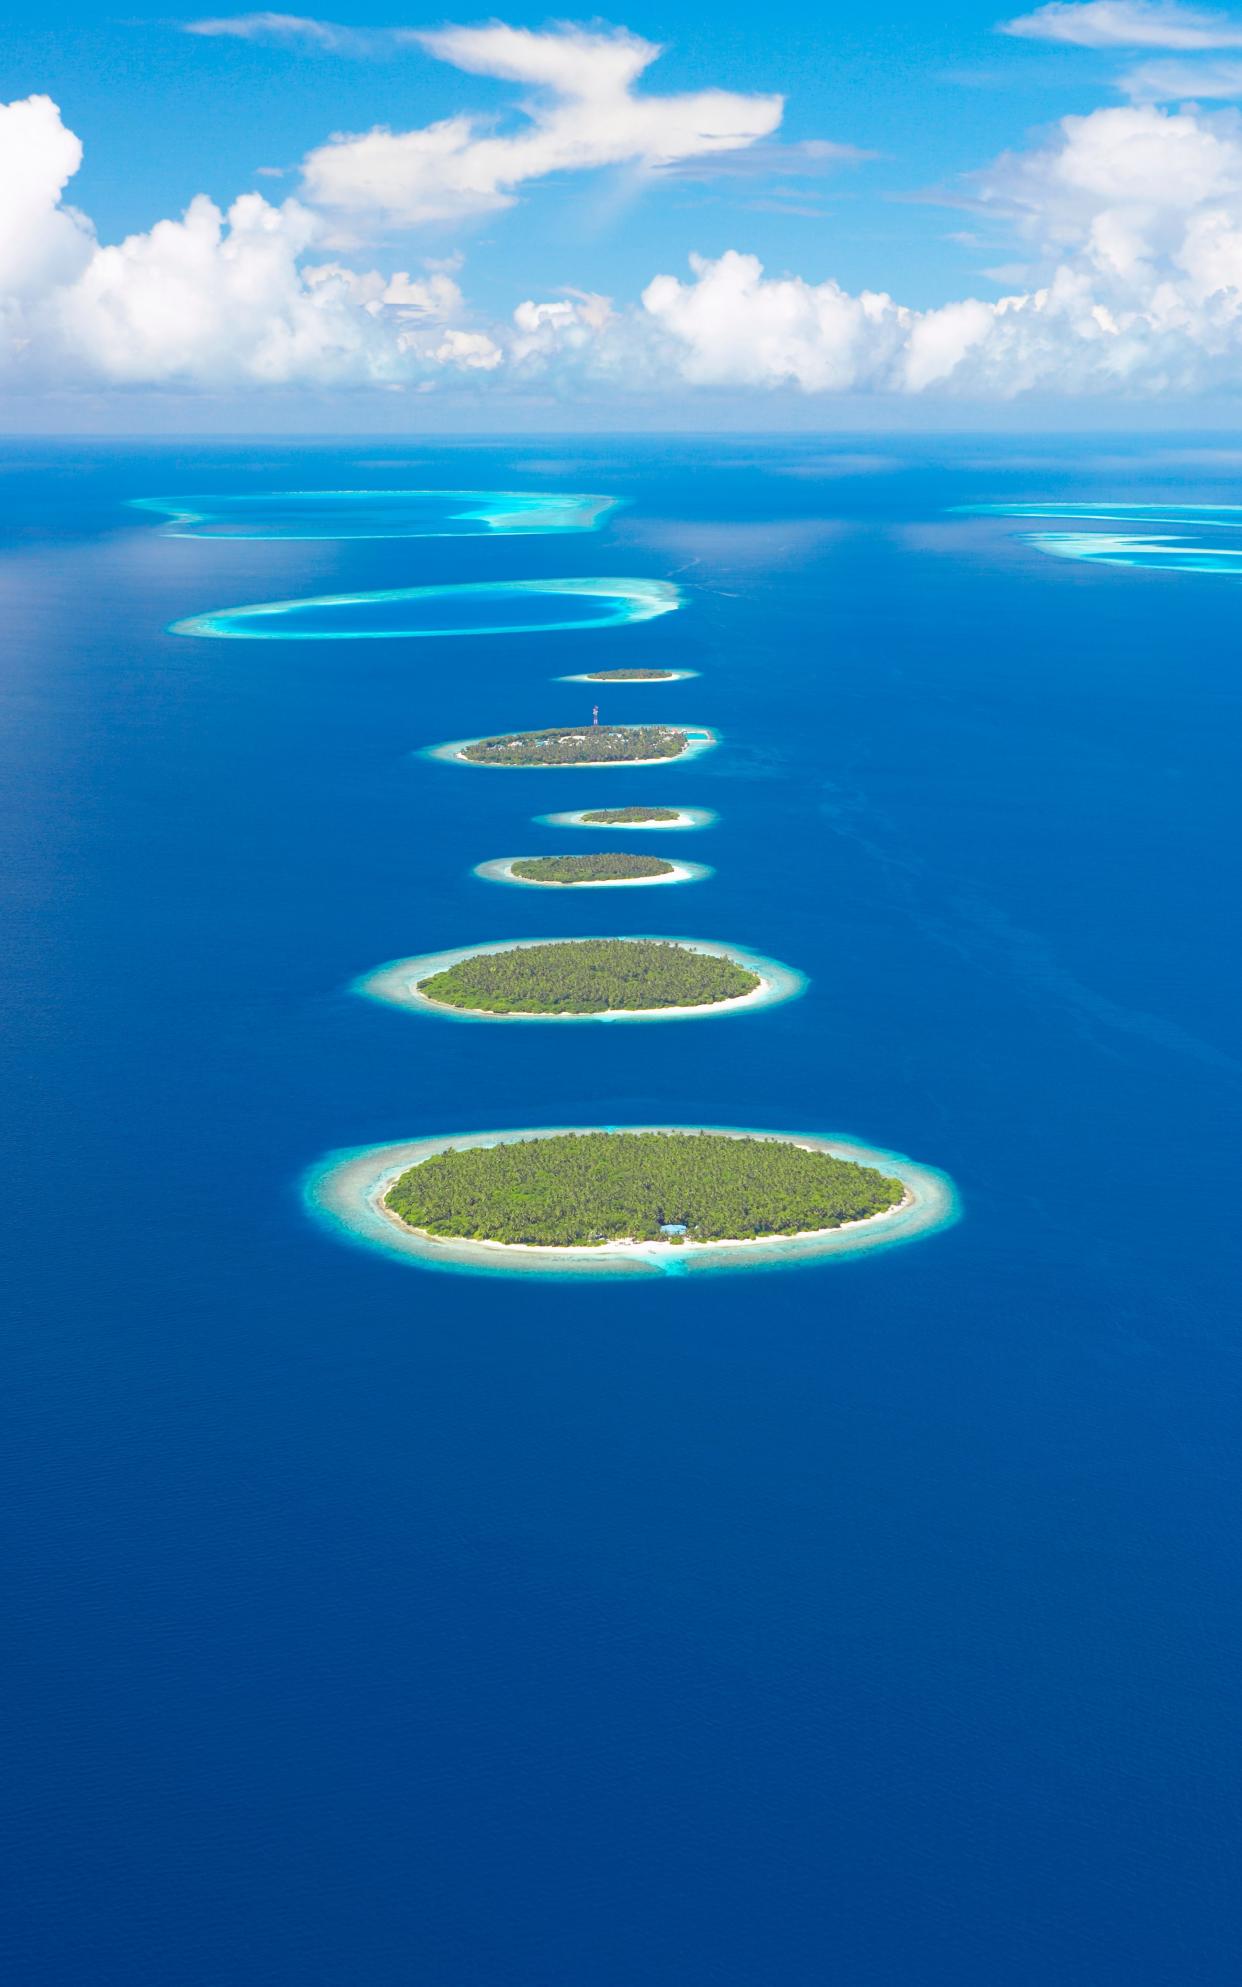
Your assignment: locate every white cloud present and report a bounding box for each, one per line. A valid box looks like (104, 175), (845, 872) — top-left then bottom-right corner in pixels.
(1000, 2), (1242, 48)
(183, 14), (360, 51)
(1120, 52), (1242, 87)
(655, 137), (873, 181)
(607, 103), (1242, 395)
(300, 22), (784, 229)
(0, 94), (93, 298)
(0, 95), (501, 390)
(17, 82), (1242, 401)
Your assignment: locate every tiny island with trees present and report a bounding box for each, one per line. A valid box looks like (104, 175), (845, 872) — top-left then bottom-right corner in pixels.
(580, 668), (676, 681)
(508, 853), (675, 885)
(580, 805), (682, 825)
(460, 724), (689, 767)
(384, 1130), (907, 1248)
(416, 938), (760, 1014)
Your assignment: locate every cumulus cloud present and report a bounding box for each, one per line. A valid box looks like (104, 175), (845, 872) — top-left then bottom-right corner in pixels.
(0, 94), (500, 389)
(1000, 2), (1242, 48)
(17, 82), (1242, 400)
(619, 103), (1242, 395)
(0, 93), (93, 298)
(300, 22), (784, 229)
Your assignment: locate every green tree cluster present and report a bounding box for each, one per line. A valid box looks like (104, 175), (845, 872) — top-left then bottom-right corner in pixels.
(387, 1131), (905, 1246)
(461, 725), (687, 767)
(580, 806), (681, 825)
(417, 938), (758, 1014)
(510, 853), (674, 885)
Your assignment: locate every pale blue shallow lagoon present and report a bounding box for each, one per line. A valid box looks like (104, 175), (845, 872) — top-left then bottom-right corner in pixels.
(959, 498), (1242, 571)
(172, 574), (680, 639)
(2, 437), (1241, 1984)
(132, 487), (619, 539)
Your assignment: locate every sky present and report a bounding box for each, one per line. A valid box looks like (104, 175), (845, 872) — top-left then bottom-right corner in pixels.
(12, 2), (1242, 425)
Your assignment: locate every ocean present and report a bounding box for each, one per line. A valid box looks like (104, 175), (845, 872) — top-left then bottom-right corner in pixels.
(2, 436), (1239, 1983)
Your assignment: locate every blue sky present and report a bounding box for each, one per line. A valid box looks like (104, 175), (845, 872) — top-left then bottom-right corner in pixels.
(9, 3), (1242, 423)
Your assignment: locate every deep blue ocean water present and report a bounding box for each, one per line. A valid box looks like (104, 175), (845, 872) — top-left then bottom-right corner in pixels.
(2, 436), (1240, 1983)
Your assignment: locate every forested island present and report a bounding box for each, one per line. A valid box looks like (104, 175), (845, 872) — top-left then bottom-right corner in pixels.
(416, 938), (760, 1014)
(384, 1130), (907, 1247)
(509, 853), (675, 885)
(580, 805), (682, 825)
(460, 725), (688, 767)
(581, 668), (675, 681)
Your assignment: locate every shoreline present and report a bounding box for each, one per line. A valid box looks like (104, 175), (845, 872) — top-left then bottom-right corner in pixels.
(556, 669), (698, 685)
(539, 807), (717, 832)
(474, 856), (711, 890)
(354, 936), (805, 1023)
(304, 1126), (960, 1280)
(425, 725), (717, 770)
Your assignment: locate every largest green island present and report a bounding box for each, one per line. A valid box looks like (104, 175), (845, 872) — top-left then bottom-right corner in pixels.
(305, 1127), (959, 1278)
(387, 1131), (905, 1245)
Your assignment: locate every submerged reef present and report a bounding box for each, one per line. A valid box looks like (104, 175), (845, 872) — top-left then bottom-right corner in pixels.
(131, 489), (619, 540)
(171, 577), (680, 641)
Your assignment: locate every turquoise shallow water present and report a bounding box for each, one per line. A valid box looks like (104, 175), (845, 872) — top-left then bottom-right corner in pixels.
(960, 499), (1242, 571)
(171, 574), (680, 639)
(133, 488), (619, 539)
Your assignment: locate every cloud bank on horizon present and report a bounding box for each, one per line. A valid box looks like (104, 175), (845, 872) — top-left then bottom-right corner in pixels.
(14, 9), (1242, 401)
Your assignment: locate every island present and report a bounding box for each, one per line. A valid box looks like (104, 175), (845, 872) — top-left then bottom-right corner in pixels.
(306, 1125), (959, 1277)
(384, 1130), (907, 1248)
(580, 668), (675, 681)
(417, 937), (760, 1014)
(539, 804), (716, 832)
(580, 805), (682, 825)
(460, 724), (690, 767)
(508, 853), (675, 885)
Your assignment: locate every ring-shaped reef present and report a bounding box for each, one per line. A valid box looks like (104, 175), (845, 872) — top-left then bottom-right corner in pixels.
(355, 936), (804, 1023)
(171, 576), (680, 641)
(557, 668), (698, 684)
(427, 723), (716, 769)
(955, 501), (1242, 575)
(475, 855), (712, 889)
(304, 1125), (959, 1280)
(131, 489), (620, 541)
(540, 806), (717, 832)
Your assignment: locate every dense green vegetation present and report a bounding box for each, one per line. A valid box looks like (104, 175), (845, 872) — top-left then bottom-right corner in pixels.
(417, 938), (759, 1014)
(509, 852), (675, 885)
(581, 805), (682, 825)
(582, 668), (675, 681)
(386, 1131), (906, 1246)
(461, 725), (688, 767)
